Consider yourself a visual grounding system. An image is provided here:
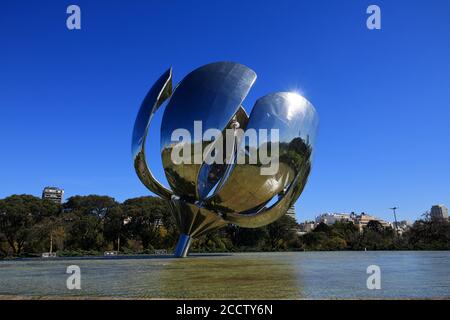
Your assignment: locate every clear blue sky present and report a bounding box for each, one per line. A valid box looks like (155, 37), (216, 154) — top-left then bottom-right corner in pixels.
(1, 1), (449, 223)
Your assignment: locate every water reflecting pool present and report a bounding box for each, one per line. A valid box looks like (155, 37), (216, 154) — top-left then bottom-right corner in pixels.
(0, 251), (449, 299)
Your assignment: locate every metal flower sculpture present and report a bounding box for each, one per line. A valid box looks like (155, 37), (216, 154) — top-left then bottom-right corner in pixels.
(132, 62), (318, 257)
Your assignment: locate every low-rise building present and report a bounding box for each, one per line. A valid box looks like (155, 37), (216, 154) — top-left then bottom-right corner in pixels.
(354, 213), (391, 232)
(298, 221), (316, 234)
(315, 212), (392, 232)
(315, 213), (353, 225)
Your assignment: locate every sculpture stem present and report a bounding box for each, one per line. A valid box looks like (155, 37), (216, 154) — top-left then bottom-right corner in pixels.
(174, 233), (192, 258)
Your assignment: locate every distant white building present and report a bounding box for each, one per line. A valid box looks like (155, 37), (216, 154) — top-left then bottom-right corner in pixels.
(315, 213), (353, 225)
(315, 212), (392, 232)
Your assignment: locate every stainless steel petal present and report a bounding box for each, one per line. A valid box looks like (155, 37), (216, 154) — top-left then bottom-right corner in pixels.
(132, 68), (173, 199)
(196, 106), (249, 200)
(222, 170), (310, 228)
(160, 62), (257, 201)
(206, 92), (318, 214)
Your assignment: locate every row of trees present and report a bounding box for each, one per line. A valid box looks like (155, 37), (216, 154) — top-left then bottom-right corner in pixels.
(0, 194), (176, 257)
(1, 194), (449, 258)
(301, 219), (449, 251)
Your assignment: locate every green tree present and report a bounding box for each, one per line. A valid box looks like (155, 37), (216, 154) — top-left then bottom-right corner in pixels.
(192, 231), (233, 252)
(406, 219), (450, 250)
(313, 222), (333, 235)
(366, 220), (384, 233)
(103, 206), (128, 251)
(27, 215), (65, 253)
(301, 231), (328, 250)
(323, 236), (347, 250)
(332, 221), (359, 249)
(64, 195), (118, 218)
(63, 195), (119, 251)
(122, 196), (174, 250)
(266, 215), (298, 250)
(226, 225), (268, 249)
(0, 195), (60, 255)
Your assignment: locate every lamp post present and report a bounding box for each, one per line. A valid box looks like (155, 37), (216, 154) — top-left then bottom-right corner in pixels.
(390, 207), (399, 238)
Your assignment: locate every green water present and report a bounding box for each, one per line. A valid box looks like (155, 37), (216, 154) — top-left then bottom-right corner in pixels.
(0, 251), (449, 299)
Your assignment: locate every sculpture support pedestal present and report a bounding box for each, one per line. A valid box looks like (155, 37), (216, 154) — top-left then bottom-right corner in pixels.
(174, 233), (192, 258)
(169, 196), (227, 258)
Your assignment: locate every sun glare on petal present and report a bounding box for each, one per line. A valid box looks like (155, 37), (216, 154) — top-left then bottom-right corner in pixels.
(285, 92), (307, 121)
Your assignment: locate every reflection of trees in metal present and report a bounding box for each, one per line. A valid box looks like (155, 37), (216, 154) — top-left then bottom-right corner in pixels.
(132, 62), (318, 257)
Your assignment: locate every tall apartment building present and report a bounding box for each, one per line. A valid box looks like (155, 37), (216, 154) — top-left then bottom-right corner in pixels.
(430, 205), (449, 220)
(42, 187), (64, 204)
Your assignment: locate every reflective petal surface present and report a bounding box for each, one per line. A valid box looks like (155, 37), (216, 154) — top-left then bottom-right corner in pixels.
(205, 92), (318, 216)
(196, 106), (249, 200)
(132, 68), (173, 199)
(160, 62), (257, 201)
